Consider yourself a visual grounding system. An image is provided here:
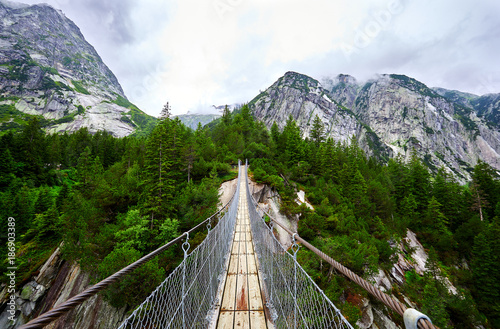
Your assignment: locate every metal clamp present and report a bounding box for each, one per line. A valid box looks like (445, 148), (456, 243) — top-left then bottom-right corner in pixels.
(403, 308), (432, 329)
(182, 232), (190, 258)
(291, 233), (300, 255)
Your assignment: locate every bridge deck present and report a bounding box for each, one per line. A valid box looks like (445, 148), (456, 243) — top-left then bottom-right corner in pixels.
(216, 178), (270, 329)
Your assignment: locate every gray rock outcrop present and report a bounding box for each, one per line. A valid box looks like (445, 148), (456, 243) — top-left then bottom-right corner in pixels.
(249, 71), (500, 182)
(0, 246), (127, 329)
(0, 0), (152, 137)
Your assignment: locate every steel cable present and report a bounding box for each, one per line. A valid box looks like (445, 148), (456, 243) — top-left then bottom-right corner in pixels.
(19, 162), (242, 329)
(246, 173), (436, 329)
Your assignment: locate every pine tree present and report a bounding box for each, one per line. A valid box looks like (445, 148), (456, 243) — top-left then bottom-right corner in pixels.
(421, 248), (450, 328)
(472, 224), (500, 325)
(282, 115), (304, 166)
(19, 117), (47, 182)
(77, 146), (92, 187)
(0, 147), (16, 188)
(471, 160), (499, 220)
(310, 115), (325, 147)
(142, 118), (187, 227)
(143, 120), (175, 227)
(348, 169), (367, 206)
(160, 102), (172, 119)
(470, 181), (489, 221)
(408, 152), (430, 213)
(222, 105), (231, 126)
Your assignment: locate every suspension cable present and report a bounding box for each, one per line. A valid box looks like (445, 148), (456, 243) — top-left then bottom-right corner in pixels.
(247, 184), (436, 329)
(19, 189), (237, 329)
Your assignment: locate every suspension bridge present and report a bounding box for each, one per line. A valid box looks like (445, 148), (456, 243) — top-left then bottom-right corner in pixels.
(19, 161), (434, 329)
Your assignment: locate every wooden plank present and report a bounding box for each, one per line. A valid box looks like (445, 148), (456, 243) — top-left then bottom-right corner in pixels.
(250, 311), (267, 328)
(239, 239), (247, 254)
(235, 274), (249, 311)
(248, 274), (263, 310)
(238, 253), (248, 275)
(240, 236), (249, 252)
(217, 311), (234, 329)
(247, 240), (254, 254)
(231, 240), (240, 254)
(228, 254), (238, 274)
(247, 254), (257, 274)
(242, 231), (250, 242)
(221, 274), (237, 310)
(234, 311), (250, 328)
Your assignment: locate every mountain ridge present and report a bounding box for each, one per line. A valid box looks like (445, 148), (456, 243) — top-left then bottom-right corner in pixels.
(249, 71), (500, 181)
(0, 1), (155, 137)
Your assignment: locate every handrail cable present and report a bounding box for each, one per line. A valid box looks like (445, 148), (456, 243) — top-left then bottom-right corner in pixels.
(247, 182), (436, 329)
(19, 185), (238, 329)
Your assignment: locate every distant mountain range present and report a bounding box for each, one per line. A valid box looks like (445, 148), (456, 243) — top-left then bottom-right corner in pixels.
(174, 113), (220, 130)
(0, 0), (155, 137)
(249, 71), (500, 182)
(2, 0), (500, 183)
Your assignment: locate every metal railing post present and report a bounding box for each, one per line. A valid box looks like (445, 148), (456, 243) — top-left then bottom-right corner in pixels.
(292, 233), (299, 329)
(181, 233), (190, 329)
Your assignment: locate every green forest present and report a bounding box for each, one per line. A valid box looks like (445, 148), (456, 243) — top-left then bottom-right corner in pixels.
(1, 106), (500, 328)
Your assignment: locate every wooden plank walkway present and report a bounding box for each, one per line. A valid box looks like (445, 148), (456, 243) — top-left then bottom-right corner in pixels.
(215, 177), (270, 329)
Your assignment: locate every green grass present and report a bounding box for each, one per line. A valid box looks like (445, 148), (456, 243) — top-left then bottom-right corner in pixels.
(113, 95), (138, 109)
(71, 80), (91, 95)
(41, 66), (58, 75)
(111, 97), (157, 137)
(125, 107), (156, 136)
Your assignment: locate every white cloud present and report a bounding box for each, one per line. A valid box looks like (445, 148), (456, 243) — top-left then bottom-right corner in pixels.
(14, 0), (500, 116)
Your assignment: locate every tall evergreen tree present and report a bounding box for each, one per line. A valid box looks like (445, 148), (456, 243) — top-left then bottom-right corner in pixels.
(310, 115), (325, 147)
(19, 117), (47, 182)
(142, 119), (176, 227)
(282, 115), (304, 166)
(472, 222), (500, 326)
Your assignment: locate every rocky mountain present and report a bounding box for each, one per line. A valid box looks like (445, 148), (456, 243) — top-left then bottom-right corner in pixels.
(471, 93), (500, 126)
(174, 113), (220, 130)
(249, 71), (500, 182)
(0, 0), (155, 137)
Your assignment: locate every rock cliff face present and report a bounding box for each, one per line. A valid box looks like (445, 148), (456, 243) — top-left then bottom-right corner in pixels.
(0, 246), (127, 328)
(249, 72), (368, 150)
(0, 0), (153, 137)
(249, 71), (500, 181)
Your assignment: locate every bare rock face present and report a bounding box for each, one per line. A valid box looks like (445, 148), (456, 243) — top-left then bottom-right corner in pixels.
(0, 0), (152, 137)
(250, 72), (364, 146)
(249, 71), (500, 182)
(0, 245), (127, 329)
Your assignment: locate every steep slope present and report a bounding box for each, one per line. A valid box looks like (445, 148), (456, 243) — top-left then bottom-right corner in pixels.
(0, 1), (154, 137)
(471, 93), (500, 127)
(249, 71), (500, 181)
(321, 73), (360, 110)
(174, 113), (221, 129)
(249, 72), (392, 161)
(432, 87), (479, 109)
(433, 87), (500, 128)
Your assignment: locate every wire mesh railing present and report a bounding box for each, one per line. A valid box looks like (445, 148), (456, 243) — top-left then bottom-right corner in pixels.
(117, 162), (242, 329)
(245, 166), (353, 329)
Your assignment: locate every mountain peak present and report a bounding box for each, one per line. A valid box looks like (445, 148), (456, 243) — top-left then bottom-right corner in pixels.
(250, 71), (500, 182)
(0, 1), (154, 137)
(336, 73), (357, 85)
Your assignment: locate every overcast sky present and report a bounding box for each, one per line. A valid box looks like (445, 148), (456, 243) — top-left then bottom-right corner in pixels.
(17, 0), (500, 116)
